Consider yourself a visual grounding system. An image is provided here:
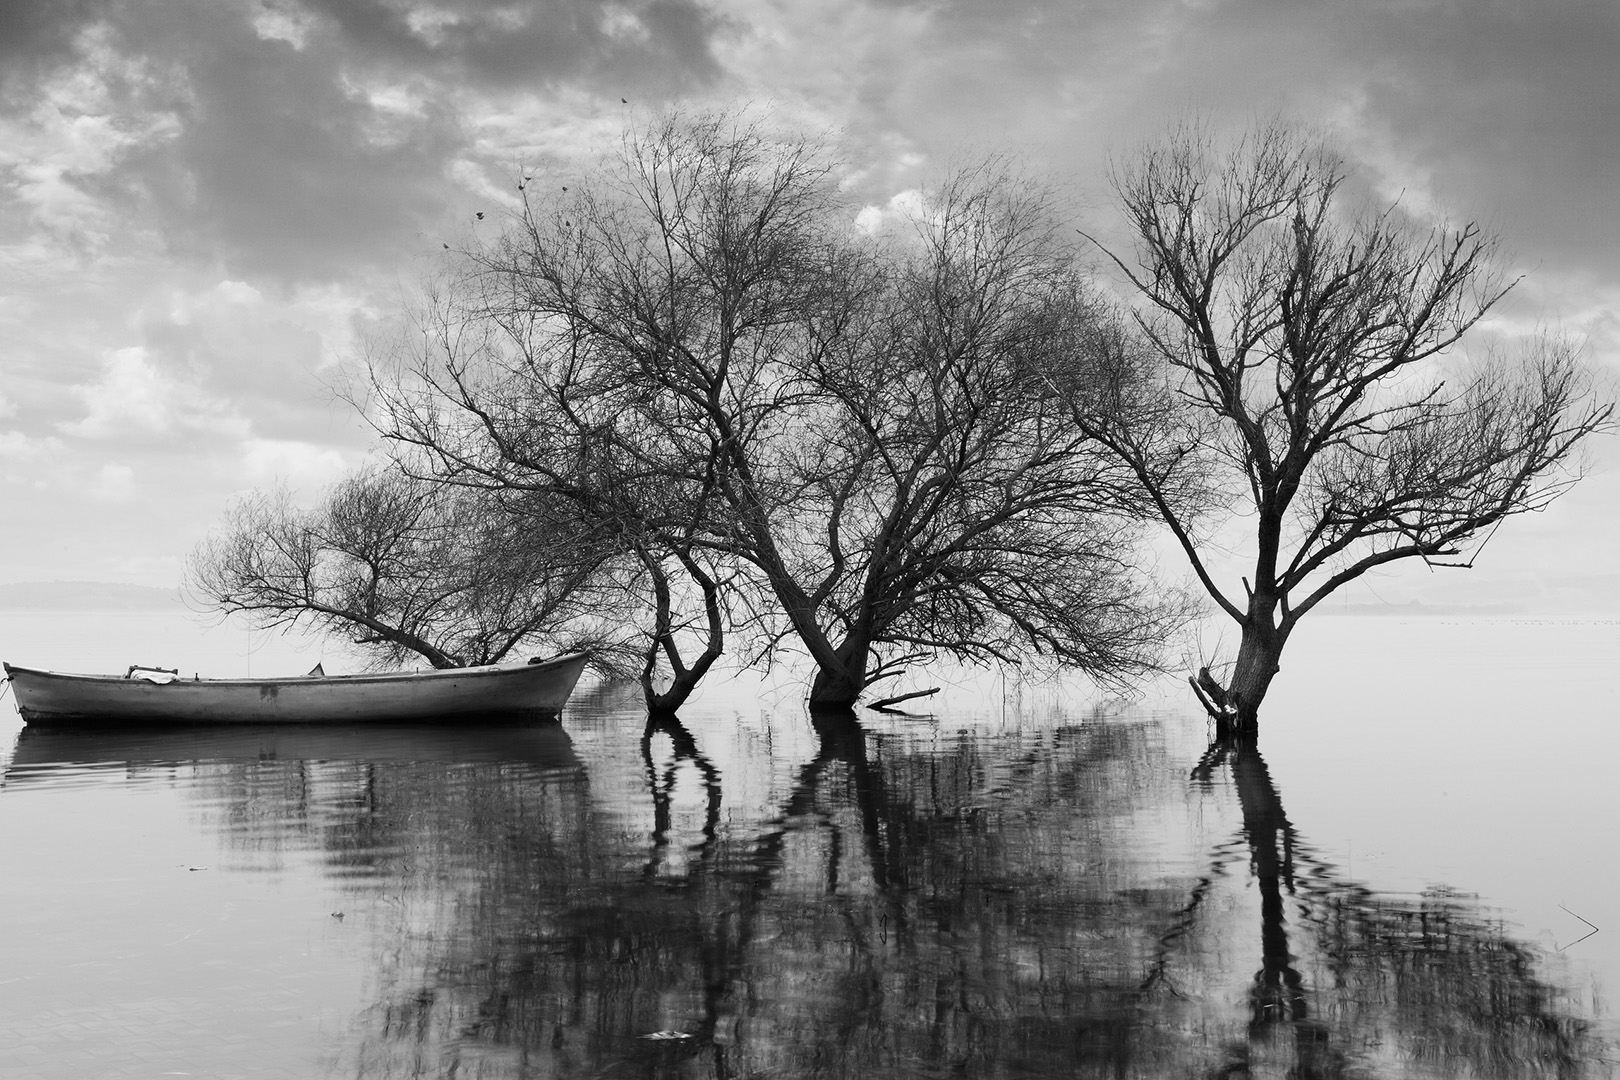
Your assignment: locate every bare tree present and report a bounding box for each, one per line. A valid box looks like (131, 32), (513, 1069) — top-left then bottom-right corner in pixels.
(364, 235), (746, 713)
(368, 112), (1183, 711)
(188, 468), (625, 670)
(783, 163), (1185, 707)
(1052, 121), (1613, 731)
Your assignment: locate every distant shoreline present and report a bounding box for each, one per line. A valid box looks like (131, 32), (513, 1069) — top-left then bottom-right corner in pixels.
(0, 581), (183, 612)
(1316, 600), (1526, 617)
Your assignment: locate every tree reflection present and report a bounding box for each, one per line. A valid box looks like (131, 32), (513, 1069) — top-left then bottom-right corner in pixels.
(24, 711), (1599, 1077)
(1186, 735), (1592, 1078)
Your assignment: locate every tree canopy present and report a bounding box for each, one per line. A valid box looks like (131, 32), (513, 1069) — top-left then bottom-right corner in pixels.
(192, 113), (1609, 722)
(1049, 121), (1613, 728)
(188, 468), (628, 670)
(363, 112), (1185, 709)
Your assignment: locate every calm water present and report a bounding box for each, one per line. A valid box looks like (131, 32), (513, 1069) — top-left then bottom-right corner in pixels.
(1, 611), (1616, 1078)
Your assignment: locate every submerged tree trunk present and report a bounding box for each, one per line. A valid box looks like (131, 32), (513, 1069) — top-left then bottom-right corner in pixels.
(807, 638), (869, 711)
(1219, 593), (1290, 735)
(638, 550), (725, 718)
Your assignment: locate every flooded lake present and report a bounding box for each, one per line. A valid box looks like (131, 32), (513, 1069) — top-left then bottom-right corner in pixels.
(1, 611), (1616, 1077)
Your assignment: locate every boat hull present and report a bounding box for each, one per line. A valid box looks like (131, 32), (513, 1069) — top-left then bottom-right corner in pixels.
(2, 653), (590, 726)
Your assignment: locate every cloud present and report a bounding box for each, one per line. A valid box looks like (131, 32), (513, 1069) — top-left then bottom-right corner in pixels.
(0, 0), (731, 288)
(61, 345), (250, 443)
(89, 461), (137, 503)
(298, 0), (726, 92)
(0, 430), (66, 468)
(852, 188), (930, 235)
(239, 436), (349, 490)
(133, 278), (356, 442)
(0, 0), (1614, 598)
(0, 0), (105, 83)
(0, 23), (182, 253)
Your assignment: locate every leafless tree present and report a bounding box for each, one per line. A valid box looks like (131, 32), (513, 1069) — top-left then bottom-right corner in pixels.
(364, 222), (747, 713)
(367, 112), (1183, 710)
(187, 468), (625, 670)
(782, 163), (1185, 707)
(1051, 121), (1614, 730)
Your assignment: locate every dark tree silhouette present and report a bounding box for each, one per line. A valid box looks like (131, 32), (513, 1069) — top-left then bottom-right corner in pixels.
(187, 467), (624, 669)
(370, 111), (1182, 711)
(1052, 121), (1613, 730)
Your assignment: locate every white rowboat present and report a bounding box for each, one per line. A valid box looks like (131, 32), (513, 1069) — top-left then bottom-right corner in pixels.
(1, 653), (590, 726)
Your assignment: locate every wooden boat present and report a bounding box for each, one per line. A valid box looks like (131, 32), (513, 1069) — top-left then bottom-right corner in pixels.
(1, 653), (590, 726)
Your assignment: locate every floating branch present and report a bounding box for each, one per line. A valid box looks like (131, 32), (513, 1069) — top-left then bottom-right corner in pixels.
(1557, 903), (1600, 950)
(868, 687), (940, 712)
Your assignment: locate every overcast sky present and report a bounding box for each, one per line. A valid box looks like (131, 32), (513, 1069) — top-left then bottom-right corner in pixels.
(2, 0), (1617, 611)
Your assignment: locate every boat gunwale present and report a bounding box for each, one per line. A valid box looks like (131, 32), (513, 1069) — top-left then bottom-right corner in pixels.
(2, 652), (590, 689)
(2, 652), (591, 726)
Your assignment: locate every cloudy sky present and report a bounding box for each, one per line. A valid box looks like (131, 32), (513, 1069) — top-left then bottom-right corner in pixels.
(2, 0), (1617, 611)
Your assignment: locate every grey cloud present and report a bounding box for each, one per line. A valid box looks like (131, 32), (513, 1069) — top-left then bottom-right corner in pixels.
(303, 0), (725, 92)
(1341, 2), (1620, 274)
(136, 307), (345, 444)
(11, 0), (727, 286)
(119, 14), (459, 283)
(0, 0), (105, 87)
(1098, 0), (1620, 274)
(839, 0), (1620, 285)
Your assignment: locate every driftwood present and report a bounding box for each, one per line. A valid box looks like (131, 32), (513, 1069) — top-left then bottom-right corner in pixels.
(868, 687), (940, 712)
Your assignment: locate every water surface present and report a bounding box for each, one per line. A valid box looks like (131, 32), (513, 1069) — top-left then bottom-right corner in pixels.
(1, 613), (1615, 1078)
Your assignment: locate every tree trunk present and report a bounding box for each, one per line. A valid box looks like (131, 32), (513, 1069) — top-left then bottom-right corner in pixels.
(808, 639), (868, 711)
(637, 548), (725, 718)
(645, 670), (702, 719)
(1225, 600), (1289, 734)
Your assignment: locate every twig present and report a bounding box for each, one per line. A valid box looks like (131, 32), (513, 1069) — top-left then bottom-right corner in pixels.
(1557, 903), (1600, 950)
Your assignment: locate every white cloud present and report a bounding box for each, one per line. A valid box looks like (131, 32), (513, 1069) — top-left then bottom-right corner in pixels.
(89, 462), (138, 503)
(61, 346), (250, 442)
(251, 3), (317, 49)
(853, 188), (930, 234)
(458, 88), (628, 177)
(134, 276), (368, 431)
(601, 7), (650, 43)
(0, 430), (66, 468)
(406, 7), (463, 46)
(447, 156), (526, 215)
(240, 437), (349, 489)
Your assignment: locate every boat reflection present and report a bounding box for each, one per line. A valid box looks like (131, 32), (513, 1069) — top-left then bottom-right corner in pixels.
(6, 720), (583, 771)
(5, 721), (587, 889)
(6, 706), (1599, 1077)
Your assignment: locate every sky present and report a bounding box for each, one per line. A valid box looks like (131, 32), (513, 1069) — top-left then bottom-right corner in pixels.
(2, 0), (1618, 613)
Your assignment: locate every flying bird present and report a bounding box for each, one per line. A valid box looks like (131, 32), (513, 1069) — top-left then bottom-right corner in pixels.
(476, 212), (484, 220)
(621, 97), (628, 103)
